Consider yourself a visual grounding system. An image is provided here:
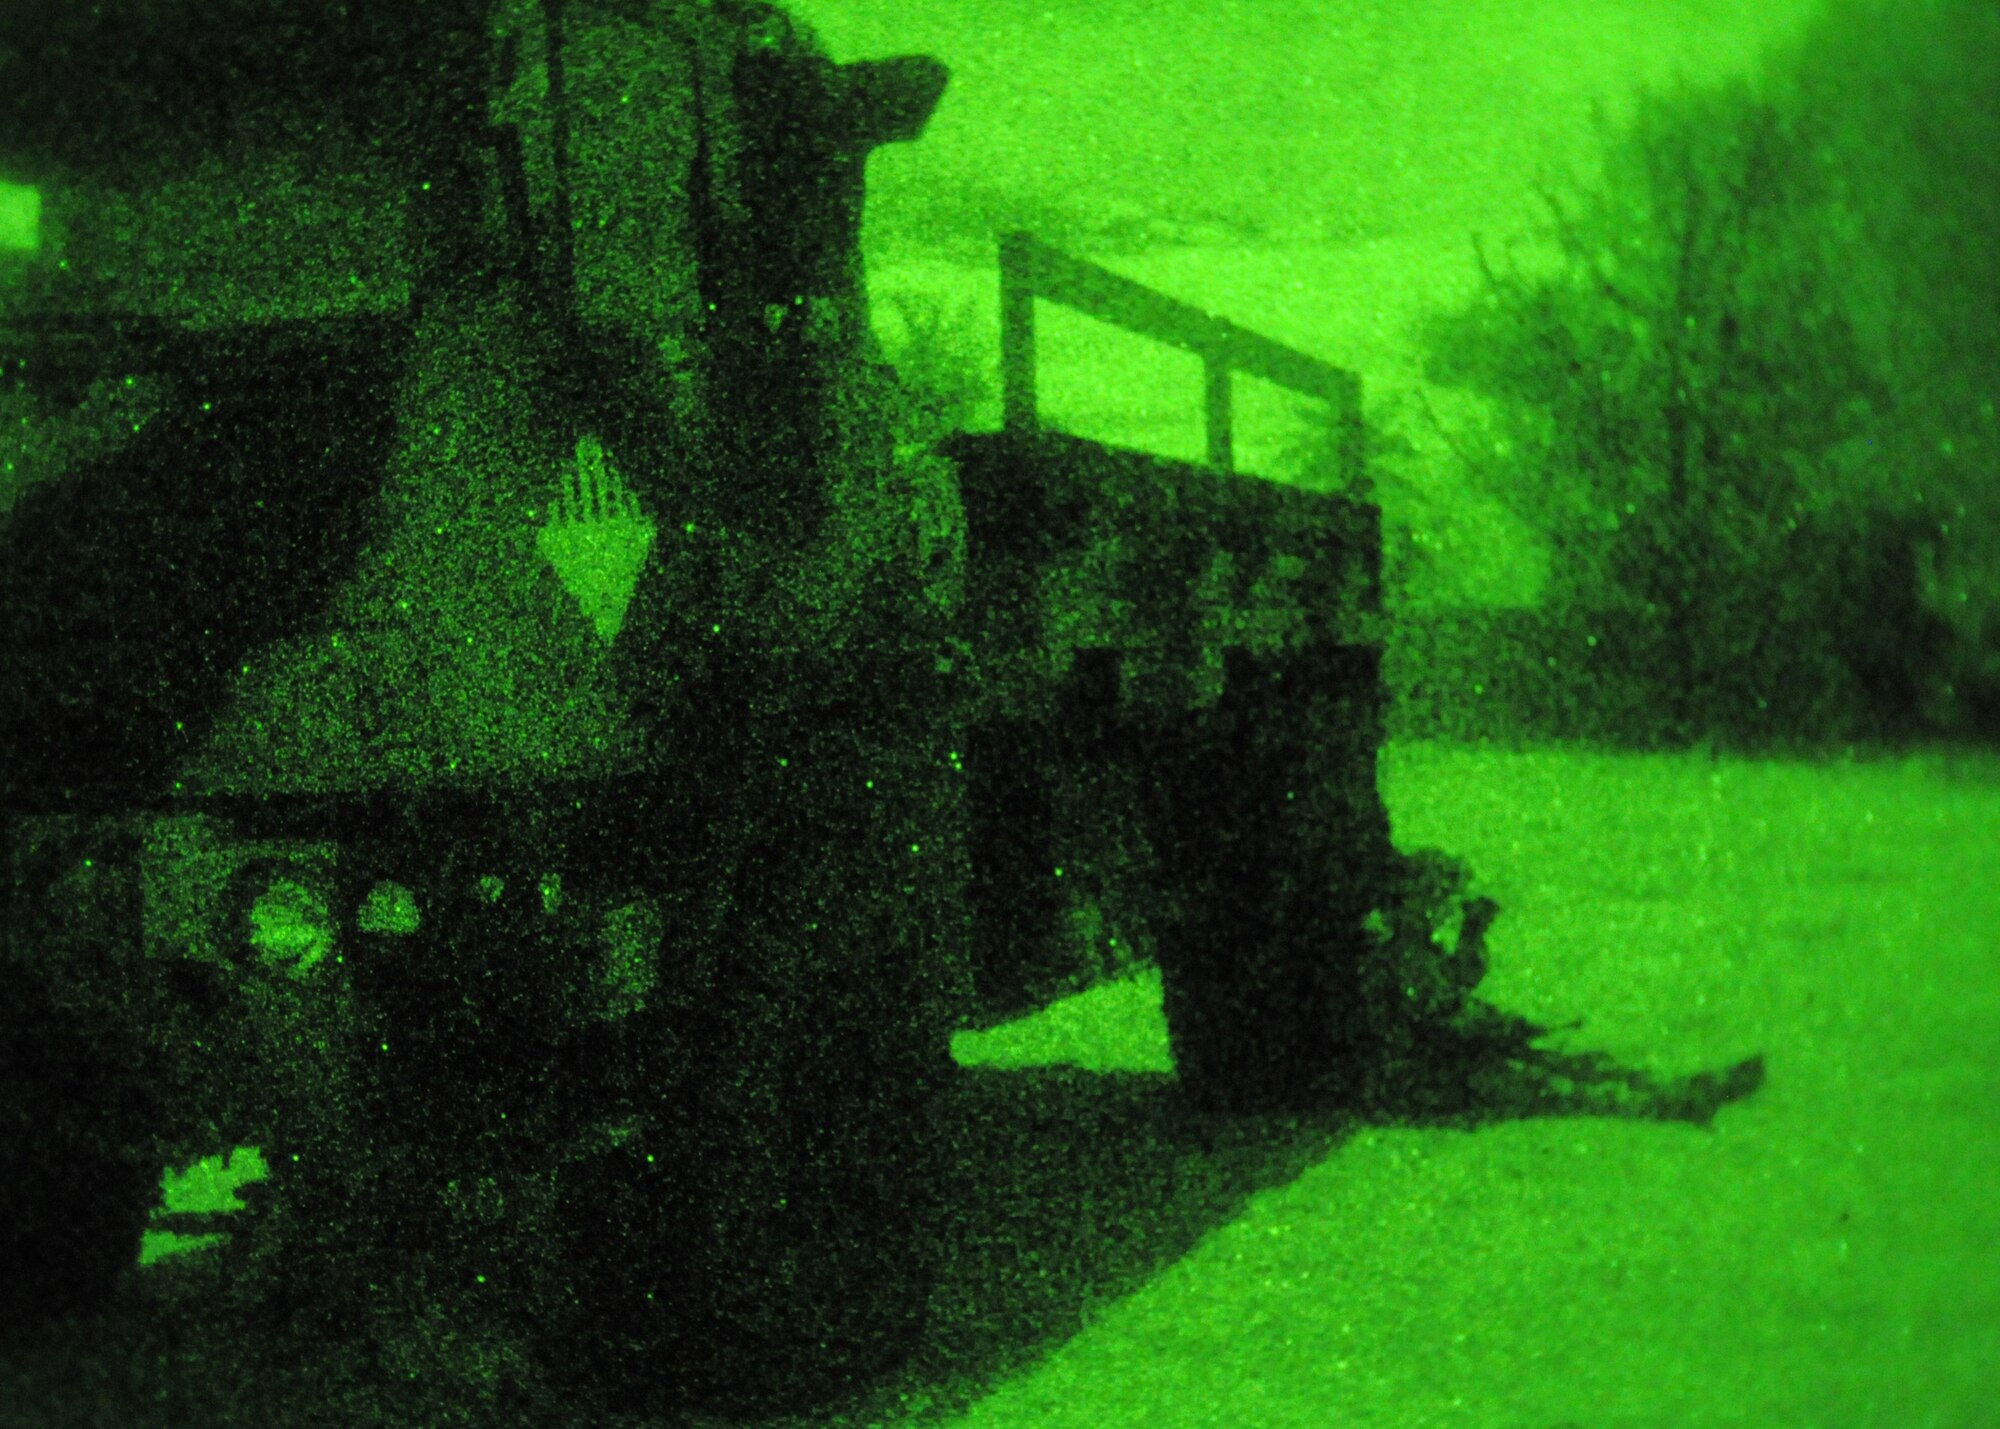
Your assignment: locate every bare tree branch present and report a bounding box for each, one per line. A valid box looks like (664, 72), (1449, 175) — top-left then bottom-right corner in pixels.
(1530, 178), (1649, 318)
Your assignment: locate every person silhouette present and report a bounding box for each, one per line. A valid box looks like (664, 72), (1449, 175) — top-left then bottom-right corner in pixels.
(1348, 848), (1765, 1128)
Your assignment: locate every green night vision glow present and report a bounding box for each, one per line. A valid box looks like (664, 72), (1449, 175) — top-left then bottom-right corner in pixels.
(0, 182), (37, 251)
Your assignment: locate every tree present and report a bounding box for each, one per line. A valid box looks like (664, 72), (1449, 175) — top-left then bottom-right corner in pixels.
(1788, 0), (2000, 738)
(1283, 388), (1457, 618)
(874, 287), (992, 452)
(1418, 60), (1954, 748)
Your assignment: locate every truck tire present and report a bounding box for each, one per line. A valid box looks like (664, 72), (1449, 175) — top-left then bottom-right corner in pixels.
(0, 971), (162, 1340)
(544, 658), (959, 1417)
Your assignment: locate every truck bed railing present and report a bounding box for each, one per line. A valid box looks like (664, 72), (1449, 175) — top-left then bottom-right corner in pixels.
(996, 230), (1361, 479)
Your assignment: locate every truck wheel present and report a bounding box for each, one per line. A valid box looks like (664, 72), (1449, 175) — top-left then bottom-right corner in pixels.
(1145, 645), (1391, 1113)
(0, 973), (163, 1340)
(544, 680), (959, 1417)
(677, 1002), (946, 1416)
(546, 996), (946, 1419)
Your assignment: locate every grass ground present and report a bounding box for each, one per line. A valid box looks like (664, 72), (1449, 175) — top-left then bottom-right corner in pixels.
(934, 740), (2000, 1429)
(8, 741), (1998, 1428)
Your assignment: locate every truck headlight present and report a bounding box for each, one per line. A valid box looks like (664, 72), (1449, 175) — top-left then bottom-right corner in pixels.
(357, 880), (420, 936)
(241, 871), (335, 980)
(596, 899), (663, 1018)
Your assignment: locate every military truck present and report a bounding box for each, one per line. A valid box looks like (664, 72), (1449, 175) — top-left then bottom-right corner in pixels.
(0, 0), (1475, 1417)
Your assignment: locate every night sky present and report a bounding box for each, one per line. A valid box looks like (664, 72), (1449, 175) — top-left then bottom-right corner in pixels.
(800, 0), (1818, 253)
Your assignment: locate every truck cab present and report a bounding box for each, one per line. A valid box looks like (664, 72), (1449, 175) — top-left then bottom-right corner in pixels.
(0, 2), (1395, 1416)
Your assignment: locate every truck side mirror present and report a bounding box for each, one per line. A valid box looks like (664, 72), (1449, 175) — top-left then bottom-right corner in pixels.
(830, 56), (949, 151)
